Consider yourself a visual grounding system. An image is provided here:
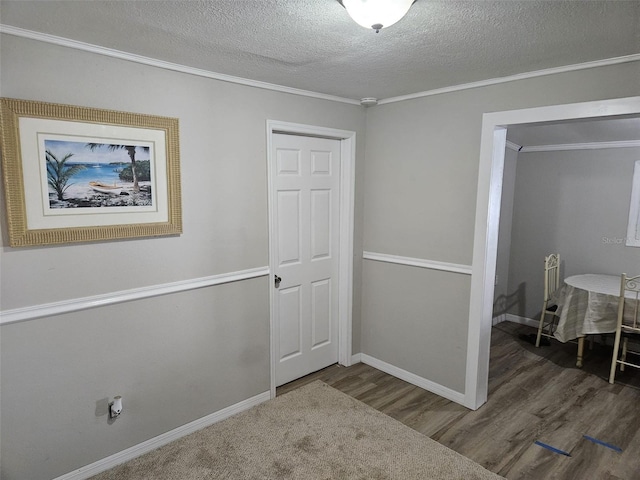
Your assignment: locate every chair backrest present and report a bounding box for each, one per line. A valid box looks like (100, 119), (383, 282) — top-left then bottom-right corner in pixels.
(619, 273), (640, 331)
(543, 254), (560, 302)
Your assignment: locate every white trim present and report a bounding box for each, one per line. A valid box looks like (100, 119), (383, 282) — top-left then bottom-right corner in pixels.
(467, 126), (507, 411)
(52, 390), (270, 480)
(492, 313), (506, 326)
(338, 132), (356, 368)
(351, 353), (362, 364)
(468, 96), (640, 411)
(521, 139), (640, 153)
(0, 267), (269, 325)
(627, 160), (640, 247)
(0, 24), (359, 106)
(266, 120), (356, 398)
(378, 54), (640, 105)
(363, 251), (472, 275)
(505, 141), (522, 152)
(360, 354), (466, 407)
(504, 314), (539, 329)
(502, 138), (639, 155)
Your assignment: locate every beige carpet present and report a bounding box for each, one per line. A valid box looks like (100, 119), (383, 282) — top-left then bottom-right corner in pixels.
(91, 381), (504, 479)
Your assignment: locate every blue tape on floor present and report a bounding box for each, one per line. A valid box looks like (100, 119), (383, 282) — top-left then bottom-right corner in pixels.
(583, 435), (623, 453)
(534, 440), (571, 456)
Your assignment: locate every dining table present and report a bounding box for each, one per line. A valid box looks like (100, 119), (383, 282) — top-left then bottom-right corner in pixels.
(553, 274), (623, 367)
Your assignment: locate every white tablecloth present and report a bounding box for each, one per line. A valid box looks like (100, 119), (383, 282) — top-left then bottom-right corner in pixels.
(553, 274), (630, 343)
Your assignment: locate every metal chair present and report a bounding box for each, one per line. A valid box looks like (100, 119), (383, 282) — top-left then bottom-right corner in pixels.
(535, 254), (561, 348)
(609, 274), (640, 384)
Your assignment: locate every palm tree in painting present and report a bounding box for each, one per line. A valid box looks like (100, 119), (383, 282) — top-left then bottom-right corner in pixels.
(86, 143), (149, 192)
(46, 150), (86, 200)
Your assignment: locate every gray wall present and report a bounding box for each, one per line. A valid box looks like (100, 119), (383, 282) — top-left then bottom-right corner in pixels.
(1, 280), (269, 479)
(0, 34), (366, 480)
(2, 27), (640, 480)
(361, 261), (471, 391)
(361, 62), (640, 392)
(506, 147), (640, 320)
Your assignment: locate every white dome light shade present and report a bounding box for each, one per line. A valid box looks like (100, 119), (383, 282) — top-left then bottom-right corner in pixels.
(343, 0), (414, 32)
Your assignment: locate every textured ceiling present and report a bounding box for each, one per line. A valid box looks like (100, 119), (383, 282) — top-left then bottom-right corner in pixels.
(1, 0), (639, 101)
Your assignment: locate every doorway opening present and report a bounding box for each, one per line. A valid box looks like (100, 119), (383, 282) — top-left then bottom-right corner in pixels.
(466, 96), (640, 410)
(266, 120), (356, 398)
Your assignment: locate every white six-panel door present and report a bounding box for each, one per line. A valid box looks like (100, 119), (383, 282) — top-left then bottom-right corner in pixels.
(271, 133), (341, 386)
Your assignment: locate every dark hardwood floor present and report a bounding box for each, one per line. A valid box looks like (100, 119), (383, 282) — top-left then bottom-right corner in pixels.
(277, 322), (640, 480)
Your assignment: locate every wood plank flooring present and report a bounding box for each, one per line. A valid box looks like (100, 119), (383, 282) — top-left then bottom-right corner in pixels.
(277, 322), (640, 480)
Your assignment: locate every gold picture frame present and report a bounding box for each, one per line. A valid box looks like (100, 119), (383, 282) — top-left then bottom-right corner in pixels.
(0, 98), (182, 247)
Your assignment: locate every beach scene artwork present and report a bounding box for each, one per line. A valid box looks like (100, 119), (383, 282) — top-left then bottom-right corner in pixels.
(44, 138), (154, 210)
(1, 98), (179, 246)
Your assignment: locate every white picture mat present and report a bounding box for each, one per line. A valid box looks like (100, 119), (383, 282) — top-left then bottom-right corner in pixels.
(19, 117), (169, 229)
(626, 160), (640, 247)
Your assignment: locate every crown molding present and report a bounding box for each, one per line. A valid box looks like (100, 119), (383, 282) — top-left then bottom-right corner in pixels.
(519, 139), (640, 153)
(504, 138), (640, 154)
(378, 54), (640, 105)
(3, 24), (638, 109)
(506, 141), (522, 151)
(0, 24), (361, 106)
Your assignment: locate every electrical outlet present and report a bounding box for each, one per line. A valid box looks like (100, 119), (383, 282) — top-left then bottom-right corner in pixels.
(109, 396), (123, 418)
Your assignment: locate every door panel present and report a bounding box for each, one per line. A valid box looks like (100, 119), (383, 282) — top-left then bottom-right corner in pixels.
(311, 278), (331, 348)
(278, 286), (302, 360)
(272, 134), (340, 386)
(311, 189), (331, 259)
(277, 191), (301, 265)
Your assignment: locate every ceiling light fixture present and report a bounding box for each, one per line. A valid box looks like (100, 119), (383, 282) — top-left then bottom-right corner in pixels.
(342, 0), (414, 33)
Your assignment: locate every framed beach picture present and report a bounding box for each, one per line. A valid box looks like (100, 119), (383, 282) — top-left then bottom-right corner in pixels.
(626, 160), (640, 247)
(0, 98), (181, 246)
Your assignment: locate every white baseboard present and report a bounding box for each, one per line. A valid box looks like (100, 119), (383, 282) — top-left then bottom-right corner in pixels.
(53, 390), (271, 480)
(504, 314), (539, 328)
(492, 313), (506, 325)
(350, 353), (362, 364)
(359, 354), (466, 406)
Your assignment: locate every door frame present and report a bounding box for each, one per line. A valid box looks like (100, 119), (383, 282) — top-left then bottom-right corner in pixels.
(266, 120), (356, 397)
(467, 96), (640, 410)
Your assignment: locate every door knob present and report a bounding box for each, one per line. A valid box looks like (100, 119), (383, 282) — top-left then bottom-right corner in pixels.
(274, 275), (282, 288)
